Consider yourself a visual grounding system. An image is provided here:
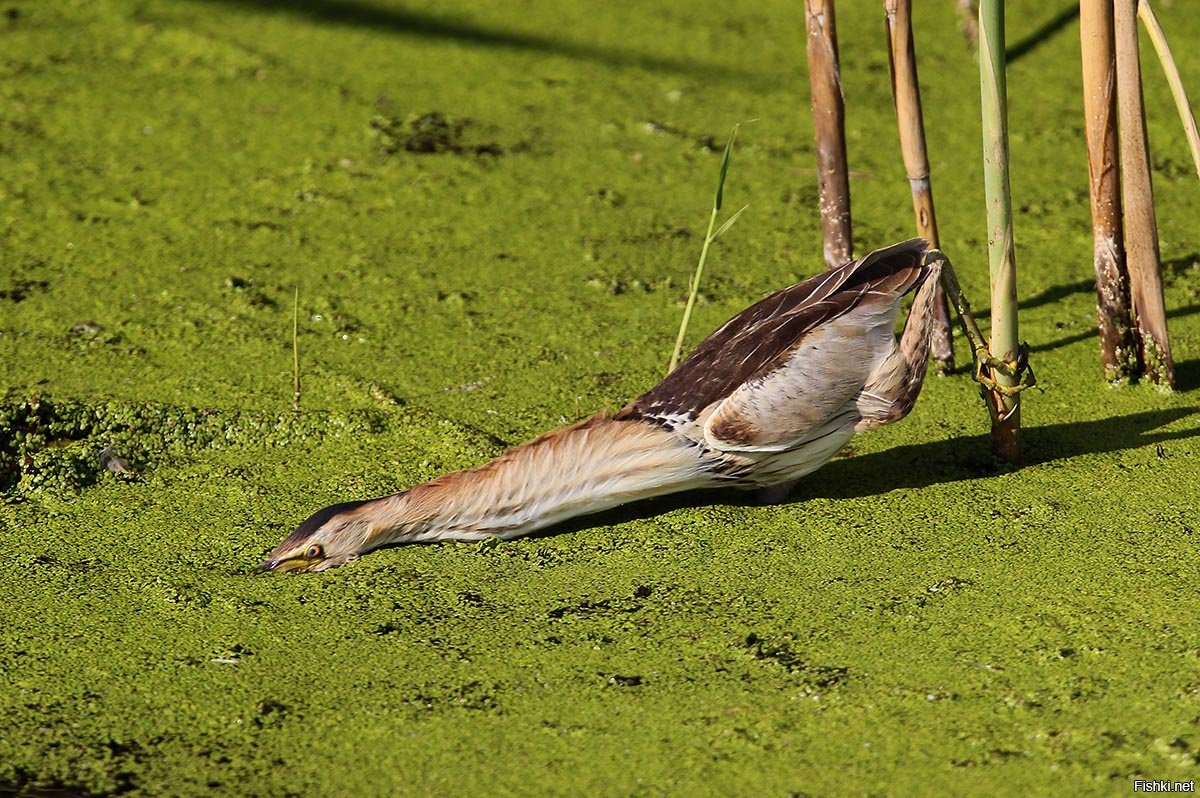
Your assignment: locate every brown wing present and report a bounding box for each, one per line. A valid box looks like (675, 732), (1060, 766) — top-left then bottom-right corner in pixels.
(702, 284), (910, 451)
(620, 239), (930, 431)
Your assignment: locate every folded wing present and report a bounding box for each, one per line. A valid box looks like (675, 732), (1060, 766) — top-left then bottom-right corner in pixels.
(623, 239), (932, 452)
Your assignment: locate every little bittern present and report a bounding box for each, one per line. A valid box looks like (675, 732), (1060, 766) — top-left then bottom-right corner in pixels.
(259, 239), (941, 573)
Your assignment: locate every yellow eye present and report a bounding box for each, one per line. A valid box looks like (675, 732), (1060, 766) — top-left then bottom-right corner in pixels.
(305, 544), (323, 560)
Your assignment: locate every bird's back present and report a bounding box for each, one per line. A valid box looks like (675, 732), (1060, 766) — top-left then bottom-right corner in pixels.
(620, 238), (931, 430)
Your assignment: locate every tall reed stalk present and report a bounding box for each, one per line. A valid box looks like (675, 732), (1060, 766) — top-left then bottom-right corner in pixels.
(1114, 0), (1175, 387)
(1138, 0), (1200, 185)
(1079, 0), (1138, 382)
(884, 0), (955, 374)
(805, 0), (853, 269)
(978, 0), (1022, 462)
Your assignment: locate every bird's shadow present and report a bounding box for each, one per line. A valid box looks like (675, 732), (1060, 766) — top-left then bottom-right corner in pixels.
(352, 406), (1199, 566)
(533, 406), (1200, 537)
(794, 406), (1198, 502)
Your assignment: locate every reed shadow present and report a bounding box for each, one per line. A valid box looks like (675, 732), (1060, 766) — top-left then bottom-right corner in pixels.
(1163, 252), (1200, 277)
(184, 0), (746, 79)
(1033, 302), (1200, 354)
(1174, 360), (1200, 392)
(975, 277), (1094, 319)
(1029, 328), (1092, 354)
(1006, 5), (1078, 64)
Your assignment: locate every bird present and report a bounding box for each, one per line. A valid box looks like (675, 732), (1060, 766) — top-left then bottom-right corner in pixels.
(258, 238), (942, 573)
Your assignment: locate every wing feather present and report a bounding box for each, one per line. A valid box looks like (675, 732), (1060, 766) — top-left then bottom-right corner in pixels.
(703, 287), (903, 451)
(621, 238), (930, 431)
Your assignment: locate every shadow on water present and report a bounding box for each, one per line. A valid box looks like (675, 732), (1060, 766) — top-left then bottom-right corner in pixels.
(794, 407), (1199, 501)
(1006, 5), (1078, 64)
(182, 0), (747, 79)
(1173, 359), (1200, 392)
(1020, 278), (1095, 311)
(517, 407), (1200, 539)
(975, 277), (1094, 319)
(1031, 302), (1200, 360)
(975, 251), (1199, 321)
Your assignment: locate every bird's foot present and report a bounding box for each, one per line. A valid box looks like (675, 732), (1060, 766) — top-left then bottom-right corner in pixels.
(751, 481), (799, 506)
(924, 249), (1036, 398)
(973, 342), (1036, 396)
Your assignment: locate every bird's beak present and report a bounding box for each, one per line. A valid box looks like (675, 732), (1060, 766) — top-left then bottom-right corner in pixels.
(254, 556), (313, 575)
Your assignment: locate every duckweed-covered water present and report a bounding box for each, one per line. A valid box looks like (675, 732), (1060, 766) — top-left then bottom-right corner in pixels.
(3, 1), (1200, 795)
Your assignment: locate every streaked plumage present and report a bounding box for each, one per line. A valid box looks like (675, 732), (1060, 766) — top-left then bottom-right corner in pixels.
(259, 239), (941, 573)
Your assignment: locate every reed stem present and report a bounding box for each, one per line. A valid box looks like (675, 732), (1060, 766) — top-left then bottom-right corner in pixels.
(1137, 0), (1200, 185)
(1080, 0), (1138, 382)
(1114, 0), (1175, 387)
(884, 0), (955, 374)
(978, 0), (1021, 462)
(957, 0), (979, 49)
(805, 0), (853, 269)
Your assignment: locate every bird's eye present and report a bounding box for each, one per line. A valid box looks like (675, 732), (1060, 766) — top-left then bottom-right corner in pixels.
(305, 544), (324, 560)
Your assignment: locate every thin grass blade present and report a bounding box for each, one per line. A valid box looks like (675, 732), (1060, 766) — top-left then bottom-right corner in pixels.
(714, 125), (740, 211)
(670, 121), (753, 373)
(292, 285), (301, 412)
(710, 205), (749, 243)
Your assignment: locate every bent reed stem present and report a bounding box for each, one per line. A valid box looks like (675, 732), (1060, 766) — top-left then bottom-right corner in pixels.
(1138, 0), (1200, 185)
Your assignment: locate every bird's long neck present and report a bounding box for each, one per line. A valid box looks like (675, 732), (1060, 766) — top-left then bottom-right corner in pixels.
(371, 415), (712, 543)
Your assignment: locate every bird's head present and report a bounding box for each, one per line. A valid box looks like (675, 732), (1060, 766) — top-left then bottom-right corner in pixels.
(256, 499), (376, 574)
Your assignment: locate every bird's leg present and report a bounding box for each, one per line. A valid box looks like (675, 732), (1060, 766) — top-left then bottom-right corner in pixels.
(854, 260), (942, 431)
(751, 479), (801, 505)
(925, 249), (1036, 397)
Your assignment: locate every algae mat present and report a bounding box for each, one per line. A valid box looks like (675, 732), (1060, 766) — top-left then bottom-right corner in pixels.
(3, 0), (1200, 795)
